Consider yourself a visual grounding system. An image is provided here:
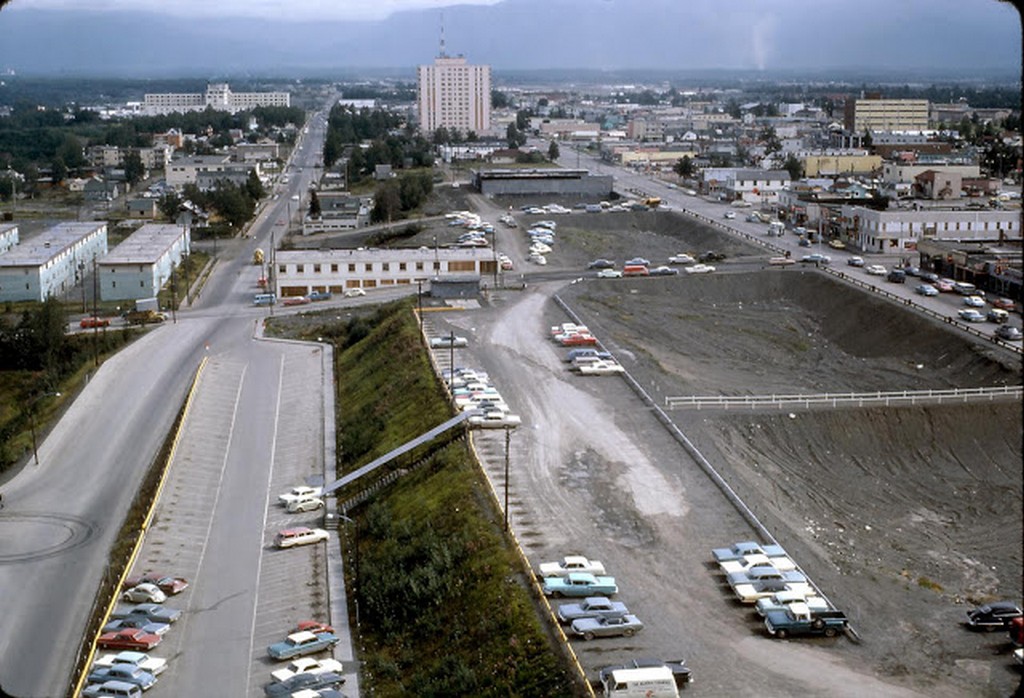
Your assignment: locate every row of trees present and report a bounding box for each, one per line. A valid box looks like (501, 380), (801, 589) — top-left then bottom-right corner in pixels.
(157, 171), (265, 230)
(370, 171), (434, 224)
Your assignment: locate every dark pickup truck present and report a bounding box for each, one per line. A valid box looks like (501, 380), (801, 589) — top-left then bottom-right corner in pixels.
(764, 603), (848, 639)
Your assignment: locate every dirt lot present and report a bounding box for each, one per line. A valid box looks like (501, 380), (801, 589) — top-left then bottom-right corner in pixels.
(421, 203), (1022, 697)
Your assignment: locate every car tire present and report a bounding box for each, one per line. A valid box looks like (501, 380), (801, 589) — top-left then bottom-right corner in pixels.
(812, 619), (825, 630)
(775, 629), (788, 639)
(623, 628), (636, 637)
(583, 632), (595, 641)
(824, 627), (838, 638)
(552, 591), (564, 598)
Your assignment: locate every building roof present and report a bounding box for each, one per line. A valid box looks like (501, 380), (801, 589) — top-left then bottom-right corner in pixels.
(0, 222), (106, 267)
(0, 223), (17, 237)
(101, 224), (186, 265)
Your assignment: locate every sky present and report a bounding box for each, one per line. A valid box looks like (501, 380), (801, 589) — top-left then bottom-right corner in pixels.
(8, 0), (504, 21)
(0, 0), (1019, 76)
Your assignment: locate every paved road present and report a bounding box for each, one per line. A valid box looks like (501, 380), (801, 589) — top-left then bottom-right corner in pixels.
(0, 100), (349, 698)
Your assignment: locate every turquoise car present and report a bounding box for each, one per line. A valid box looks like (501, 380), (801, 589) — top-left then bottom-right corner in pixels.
(542, 572), (618, 598)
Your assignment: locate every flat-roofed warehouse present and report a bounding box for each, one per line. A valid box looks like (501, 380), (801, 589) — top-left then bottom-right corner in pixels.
(472, 168), (613, 198)
(0, 222), (108, 302)
(98, 223), (191, 302)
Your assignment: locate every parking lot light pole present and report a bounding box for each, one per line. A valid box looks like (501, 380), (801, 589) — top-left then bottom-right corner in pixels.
(504, 426), (511, 531)
(449, 331), (455, 380)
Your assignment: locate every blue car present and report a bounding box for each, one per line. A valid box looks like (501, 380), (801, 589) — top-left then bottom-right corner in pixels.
(542, 572), (618, 598)
(712, 541), (787, 563)
(86, 664), (157, 692)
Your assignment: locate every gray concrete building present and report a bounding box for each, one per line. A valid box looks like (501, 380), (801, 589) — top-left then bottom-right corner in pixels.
(98, 223), (190, 302)
(472, 168), (613, 198)
(0, 222), (108, 302)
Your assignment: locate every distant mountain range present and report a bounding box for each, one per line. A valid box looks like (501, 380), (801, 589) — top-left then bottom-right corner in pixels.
(0, 0), (1018, 79)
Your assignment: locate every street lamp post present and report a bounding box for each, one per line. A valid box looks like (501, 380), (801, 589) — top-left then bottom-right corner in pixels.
(503, 426), (511, 531)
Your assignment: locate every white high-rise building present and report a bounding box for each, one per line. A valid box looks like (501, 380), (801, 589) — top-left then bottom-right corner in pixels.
(417, 54), (491, 136)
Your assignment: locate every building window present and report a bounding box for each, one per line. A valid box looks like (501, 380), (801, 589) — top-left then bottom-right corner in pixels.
(416, 262), (424, 271)
(279, 264), (286, 274)
(399, 262), (407, 271)
(364, 263), (373, 272)
(331, 264), (338, 272)
(348, 263), (356, 272)
(313, 264), (321, 273)
(382, 263), (390, 271)
(296, 264), (304, 273)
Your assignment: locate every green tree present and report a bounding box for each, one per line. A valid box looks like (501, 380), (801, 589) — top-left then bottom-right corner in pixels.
(371, 180), (401, 224)
(547, 140), (560, 161)
(506, 123), (526, 150)
(782, 153), (805, 181)
(432, 126), (451, 145)
(50, 156), (68, 185)
(158, 191), (182, 222)
(308, 189), (321, 218)
(515, 109), (531, 131)
(491, 90), (510, 109)
(760, 126), (782, 155)
(123, 150), (146, 186)
(674, 156), (694, 178)
(245, 169), (264, 201)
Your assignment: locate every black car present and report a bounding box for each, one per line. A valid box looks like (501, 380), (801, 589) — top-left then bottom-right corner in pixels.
(600, 658), (692, 687)
(920, 271), (940, 283)
(966, 601), (1023, 630)
(265, 671), (345, 697)
(995, 325), (1023, 341)
(587, 259), (615, 269)
(698, 251), (726, 263)
(887, 269), (906, 283)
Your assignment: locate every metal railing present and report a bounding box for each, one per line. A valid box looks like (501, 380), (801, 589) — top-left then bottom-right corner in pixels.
(665, 385), (1023, 410)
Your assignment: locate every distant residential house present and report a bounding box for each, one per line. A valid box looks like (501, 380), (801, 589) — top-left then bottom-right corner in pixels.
(724, 169), (791, 205)
(126, 197), (160, 218)
(302, 192), (371, 235)
(914, 170), (962, 200)
(374, 164), (393, 180)
(83, 177), (121, 201)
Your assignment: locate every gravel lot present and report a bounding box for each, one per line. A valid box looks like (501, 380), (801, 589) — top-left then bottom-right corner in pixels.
(419, 201), (1022, 697)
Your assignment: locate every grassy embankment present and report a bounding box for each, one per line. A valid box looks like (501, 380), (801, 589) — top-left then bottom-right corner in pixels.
(270, 299), (577, 696)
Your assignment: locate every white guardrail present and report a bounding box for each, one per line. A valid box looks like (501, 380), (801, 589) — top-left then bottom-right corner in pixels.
(666, 385), (1023, 410)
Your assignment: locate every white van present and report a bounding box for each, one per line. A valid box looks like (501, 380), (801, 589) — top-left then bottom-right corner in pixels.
(253, 293), (276, 306)
(602, 667), (680, 698)
(953, 281), (977, 296)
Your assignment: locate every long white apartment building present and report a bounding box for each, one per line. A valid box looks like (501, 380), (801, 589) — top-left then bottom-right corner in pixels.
(0, 223), (18, 255)
(143, 83), (290, 115)
(98, 224), (191, 302)
(273, 247), (496, 297)
(417, 55), (491, 135)
(0, 222), (108, 302)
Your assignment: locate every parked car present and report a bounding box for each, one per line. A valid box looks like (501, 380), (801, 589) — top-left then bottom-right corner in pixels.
(80, 316), (111, 328)
(966, 602), (1024, 630)
(865, 264), (887, 276)
(668, 253), (695, 265)
(728, 566), (806, 588)
(827, 239), (846, 250)
(596, 269), (623, 278)
(293, 620), (336, 635)
(282, 296), (310, 306)
(92, 650), (167, 676)
(110, 604), (181, 624)
(914, 284), (939, 297)
(278, 485), (323, 505)
(307, 291), (332, 302)
(712, 541), (788, 563)
(101, 618), (170, 637)
(121, 583), (167, 604)
(467, 410), (522, 429)
(430, 335), (469, 348)
(847, 256), (865, 267)
(558, 333), (598, 347)
(995, 325), (1023, 341)
(542, 572), (618, 598)
(576, 360), (626, 376)
(97, 628), (162, 651)
(275, 527), (329, 549)
(734, 579), (811, 604)
(539, 555), (606, 578)
(755, 590), (831, 617)
(992, 297), (1016, 311)
(649, 265), (679, 276)
(123, 573), (189, 596)
(82, 680), (143, 698)
(962, 295), (986, 307)
(957, 309), (985, 323)
(557, 597), (630, 623)
(719, 553), (796, 574)
(564, 348), (612, 363)
(587, 259), (615, 269)
(270, 657), (344, 684)
(764, 604), (849, 638)
(268, 631), (341, 660)
(343, 288), (366, 298)
(264, 671), (345, 697)
(625, 257), (650, 267)
(599, 659), (692, 688)
(86, 664), (157, 692)
(684, 264), (716, 274)
(572, 614), (644, 640)
(286, 496), (325, 513)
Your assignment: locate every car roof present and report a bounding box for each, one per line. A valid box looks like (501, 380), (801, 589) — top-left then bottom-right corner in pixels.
(286, 630), (319, 642)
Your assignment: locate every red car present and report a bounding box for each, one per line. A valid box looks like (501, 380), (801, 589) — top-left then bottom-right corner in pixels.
(992, 297), (1017, 311)
(80, 316), (110, 328)
(124, 572), (189, 596)
(559, 334), (598, 347)
(282, 296), (310, 306)
(294, 620), (335, 634)
(97, 628), (161, 651)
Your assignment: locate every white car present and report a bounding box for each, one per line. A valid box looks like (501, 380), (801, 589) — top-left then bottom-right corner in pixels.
(467, 410), (522, 429)
(576, 360), (625, 376)
(957, 309), (985, 323)
(529, 242), (552, 255)
(539, 555), (607, 578)
(723, 211), (736, 219)
(343, 288), (366, 298)
(596, 269), (623, 278)
(684, 264), (715, 274)
(287, 496), (325, 513)
(278, 485), (323, 506)
(755, 590), (830, 617)
(275, 527), (330, 549)
(528, 254), (548, 265)
(93, 651), (168, 676)
(963, 295), (986, 307)
(865, 264), (887, 276)
(719, 553), (796, 574)
(430, 335), (469, 348)
(668, 253), (695, 265)
(121, 583), (167, 604)
(733, 579), (812, 603)
(270, 657), (344, 683)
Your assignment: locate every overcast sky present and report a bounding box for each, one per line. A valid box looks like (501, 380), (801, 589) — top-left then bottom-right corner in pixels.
(9, 0), (504, 21)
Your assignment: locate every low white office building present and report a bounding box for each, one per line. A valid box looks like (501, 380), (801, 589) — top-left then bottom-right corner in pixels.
(0, 223), (18, 255)
(0, 222), (108, 302)
(98, 224), (191, 302)
(143, 83), (290, 115)
(839, 205), (1020, 253)
(273, 246), (496, 297)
